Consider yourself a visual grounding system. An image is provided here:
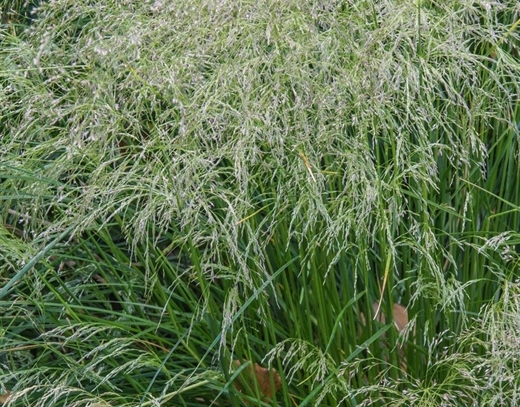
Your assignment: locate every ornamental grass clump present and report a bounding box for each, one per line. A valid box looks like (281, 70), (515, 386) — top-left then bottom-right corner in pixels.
(1, 0), (519, 406)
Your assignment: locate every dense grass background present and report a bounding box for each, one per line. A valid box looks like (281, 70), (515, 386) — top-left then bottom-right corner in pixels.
(1, 0), (520, 406)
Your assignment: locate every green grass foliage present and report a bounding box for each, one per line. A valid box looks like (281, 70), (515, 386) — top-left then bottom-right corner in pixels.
(1, 0), (520, 405)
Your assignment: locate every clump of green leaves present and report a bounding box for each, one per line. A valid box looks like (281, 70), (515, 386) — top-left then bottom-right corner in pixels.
(1, 0), (519, 406)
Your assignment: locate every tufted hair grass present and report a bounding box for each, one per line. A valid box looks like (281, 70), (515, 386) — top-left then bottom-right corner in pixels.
(1, 0), (520, 406)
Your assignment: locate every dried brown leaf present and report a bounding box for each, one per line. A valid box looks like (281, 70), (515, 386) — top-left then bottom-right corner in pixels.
(233, 359), (282, 400)
(0, 391), (11, 405)
(372, 301), (409, 333)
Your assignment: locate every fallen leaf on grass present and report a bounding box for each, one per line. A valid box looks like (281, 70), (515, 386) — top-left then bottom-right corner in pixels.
(233, 359), (282, 400)
(0, 391), (11, 404)
(360, 302), (410, 371)
(372, 301), (408, 333)
(360, 302), (409, 333)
